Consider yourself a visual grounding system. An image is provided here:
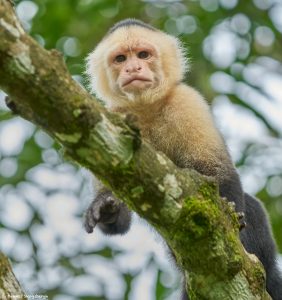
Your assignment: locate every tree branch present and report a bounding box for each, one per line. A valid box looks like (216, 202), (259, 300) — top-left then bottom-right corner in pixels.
(0, 0), (270, 298)
(0, 252), (25, 299)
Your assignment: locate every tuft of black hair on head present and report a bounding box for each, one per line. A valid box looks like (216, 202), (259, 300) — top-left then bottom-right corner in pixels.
(107, 18), (157, 35)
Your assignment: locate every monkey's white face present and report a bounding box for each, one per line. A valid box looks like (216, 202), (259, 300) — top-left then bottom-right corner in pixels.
(86, 25), (187, 109)
(108, 41), (160, 96)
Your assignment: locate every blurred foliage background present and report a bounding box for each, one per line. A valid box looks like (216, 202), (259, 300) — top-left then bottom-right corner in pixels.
(0, 0), (282, 299)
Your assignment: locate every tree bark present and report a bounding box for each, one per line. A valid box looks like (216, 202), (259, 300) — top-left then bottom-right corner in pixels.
(0, 252), (25, 300)
(0, 0), (271, 298)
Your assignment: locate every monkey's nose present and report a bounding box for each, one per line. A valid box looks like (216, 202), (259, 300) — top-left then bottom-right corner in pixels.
(125, 64), (142, 73)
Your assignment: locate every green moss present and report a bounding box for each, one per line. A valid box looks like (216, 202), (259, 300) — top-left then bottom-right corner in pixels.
(244, 255), (266, 294)
(140, 203), (152, 212)
(55, 132), (82, 143)
(76, 146), (90, 156)
(189, 271), (256, 300)
(168, 198), (220, 268)
(131, 186), (144, 198)
(181, 197), (220, 236)
(198, 181), (218, 201)
(73, 108), (82, 117)
(166, 194), (246, 281)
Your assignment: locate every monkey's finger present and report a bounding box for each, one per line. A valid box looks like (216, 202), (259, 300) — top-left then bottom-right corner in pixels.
(237, 212), (245, 220)
(239, 221), (247, 231)
(236, 211), (246, 231)
(92, 205), (101, 221)
(84, 209), (97, 233)
(84, 223), (93, 234)
(104, 196), (119, 213)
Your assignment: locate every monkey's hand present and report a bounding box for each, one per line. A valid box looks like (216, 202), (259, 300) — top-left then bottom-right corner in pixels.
(84, 190), (131, 235)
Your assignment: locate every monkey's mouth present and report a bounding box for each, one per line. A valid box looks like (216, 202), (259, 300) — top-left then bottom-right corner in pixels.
(122, 77), (152, 87)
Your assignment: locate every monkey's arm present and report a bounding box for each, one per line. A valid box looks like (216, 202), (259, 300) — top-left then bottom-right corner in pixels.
(84, 188), (132, 235)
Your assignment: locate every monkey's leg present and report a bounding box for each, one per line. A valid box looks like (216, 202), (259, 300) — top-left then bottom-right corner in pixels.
(84, 189), (131, 235)
(219, 172), (245, 212)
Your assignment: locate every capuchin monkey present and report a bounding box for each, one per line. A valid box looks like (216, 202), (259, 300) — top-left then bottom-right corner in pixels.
(84, 19), (282, 299)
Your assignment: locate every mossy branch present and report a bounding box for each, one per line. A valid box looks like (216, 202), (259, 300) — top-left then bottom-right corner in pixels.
(0, 0), (271, 299)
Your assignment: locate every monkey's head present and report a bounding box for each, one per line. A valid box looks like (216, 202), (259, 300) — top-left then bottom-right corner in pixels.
(86, 19), (188, 109)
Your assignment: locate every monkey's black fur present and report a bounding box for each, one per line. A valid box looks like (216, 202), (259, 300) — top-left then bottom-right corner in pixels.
(241, 193), (282, 300)
(107, 18), (156, 35)
(85, 20), (282, 299)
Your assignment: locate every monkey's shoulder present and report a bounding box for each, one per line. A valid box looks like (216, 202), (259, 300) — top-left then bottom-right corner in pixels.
(168, 84), (210, 113)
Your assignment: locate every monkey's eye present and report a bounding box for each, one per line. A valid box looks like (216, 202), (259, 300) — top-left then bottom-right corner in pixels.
(114, 55), (126, 63)
(137, 51), (150, 59)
